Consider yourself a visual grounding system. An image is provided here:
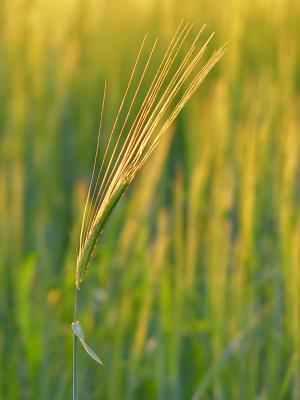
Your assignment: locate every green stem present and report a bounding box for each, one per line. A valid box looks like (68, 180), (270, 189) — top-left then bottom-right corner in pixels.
(73, 287), (78, 400)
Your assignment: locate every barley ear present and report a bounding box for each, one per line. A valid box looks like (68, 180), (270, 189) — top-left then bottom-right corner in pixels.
(75, 21), (226, 289)
(76, 181), (129, 288)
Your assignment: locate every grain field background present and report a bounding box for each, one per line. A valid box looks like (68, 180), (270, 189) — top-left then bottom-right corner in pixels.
(0, 0), (299, 399)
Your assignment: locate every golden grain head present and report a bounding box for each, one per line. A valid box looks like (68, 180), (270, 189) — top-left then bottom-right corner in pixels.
(75, 20), (226, 288)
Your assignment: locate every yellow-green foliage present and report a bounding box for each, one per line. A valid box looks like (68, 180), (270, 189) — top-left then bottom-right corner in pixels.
(0, 0), (299, 399)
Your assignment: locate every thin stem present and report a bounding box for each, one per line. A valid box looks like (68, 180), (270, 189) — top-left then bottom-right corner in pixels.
(73, 287), (79, 400)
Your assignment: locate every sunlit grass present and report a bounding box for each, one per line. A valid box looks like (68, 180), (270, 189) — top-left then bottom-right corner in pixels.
(0, 0), (299, 399)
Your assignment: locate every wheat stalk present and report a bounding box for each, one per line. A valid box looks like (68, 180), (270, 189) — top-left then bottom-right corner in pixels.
(72, 20), (226, 399)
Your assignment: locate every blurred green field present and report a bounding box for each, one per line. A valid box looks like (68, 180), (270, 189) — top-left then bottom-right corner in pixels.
(0, 0), (300, 399)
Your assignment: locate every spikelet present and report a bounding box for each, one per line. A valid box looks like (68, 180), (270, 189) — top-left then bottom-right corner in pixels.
(75, 21), (226, 288)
